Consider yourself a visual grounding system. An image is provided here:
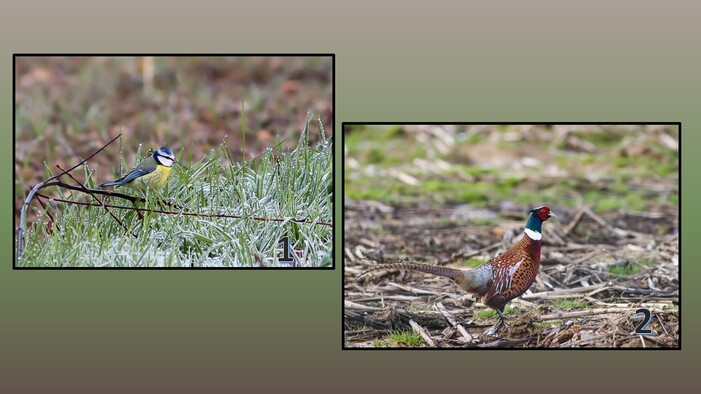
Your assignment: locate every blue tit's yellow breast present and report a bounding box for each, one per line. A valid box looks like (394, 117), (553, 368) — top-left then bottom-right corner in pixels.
(132, 164), (172, 191)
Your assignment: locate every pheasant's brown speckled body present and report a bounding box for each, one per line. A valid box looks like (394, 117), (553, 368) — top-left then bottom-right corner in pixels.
(357, 206), (556, 334)
(479, 232), (542, 312)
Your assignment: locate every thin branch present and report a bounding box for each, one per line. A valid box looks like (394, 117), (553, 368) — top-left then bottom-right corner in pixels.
(38, 194), (332, 227)
(57, 165), (130, 235)
(53, 182), (144, 203)
(435, 302), (474, 343)
(36, 181), (178, 207)
(17, 134), (122, 259)
(559, 332), (615, 348)
(49, 134), (122, 184)
(537, 307), (669, 321)
(521, 282), (611, 300)
(35, 193), (58, 231)
(409, 319), (436, 347)
(563, 208), (584, 235)
(477, 338), (531, 348)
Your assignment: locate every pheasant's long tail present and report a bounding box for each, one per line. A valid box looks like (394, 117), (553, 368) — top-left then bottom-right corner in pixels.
(357, 258), (466, 282)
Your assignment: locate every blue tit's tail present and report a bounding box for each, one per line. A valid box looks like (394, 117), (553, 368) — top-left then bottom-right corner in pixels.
(100, 180), (122, 188)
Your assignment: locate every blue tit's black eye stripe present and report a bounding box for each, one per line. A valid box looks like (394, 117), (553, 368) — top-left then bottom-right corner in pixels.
(155, 153), (175, 165)
(155, 149), (175, 160)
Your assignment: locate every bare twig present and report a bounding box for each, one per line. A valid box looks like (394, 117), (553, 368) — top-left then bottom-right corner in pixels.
(563, 208), (584, 235)
(538, 307), (668, 321)
(344, 310), (390, 330)
(409, 319), (436, 347)
(35, 194), (58, 232)
(385, 282), (442, 296)
(41, 183), (144, 204)
(477, 338), (531, 348)
(656, 314), (670, 336)
(344, 300), (382, 312)
(18, 134), (122, 258)
(57, 165), (130, 235)
(436, 302), (473, 342)
(353, 295), (429, 303)
(39, 194), (331, 227)
(559, 332), (614, 348)
(521, 282), (610, 300)
(447, 241), (501, 264)
(582, 206), (629, 238)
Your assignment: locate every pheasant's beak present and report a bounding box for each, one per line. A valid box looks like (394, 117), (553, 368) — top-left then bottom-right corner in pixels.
(548, 211), (557, 219)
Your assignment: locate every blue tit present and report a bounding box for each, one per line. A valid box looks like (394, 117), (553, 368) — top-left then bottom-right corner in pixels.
(100, 146), (176, 191)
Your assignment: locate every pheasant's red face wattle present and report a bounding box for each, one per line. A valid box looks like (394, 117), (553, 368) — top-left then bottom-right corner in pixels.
(537, 206), (552, 221)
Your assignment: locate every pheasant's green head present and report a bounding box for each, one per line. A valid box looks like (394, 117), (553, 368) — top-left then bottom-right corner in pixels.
(524, 206), (556, 240)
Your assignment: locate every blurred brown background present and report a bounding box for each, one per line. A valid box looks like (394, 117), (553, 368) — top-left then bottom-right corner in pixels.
(14, 55), (333, 215)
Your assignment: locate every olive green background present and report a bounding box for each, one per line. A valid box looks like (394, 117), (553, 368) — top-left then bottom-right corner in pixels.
(2, 1), (694, 393)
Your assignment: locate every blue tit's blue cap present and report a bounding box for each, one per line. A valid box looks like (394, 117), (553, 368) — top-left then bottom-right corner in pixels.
(157, 146), (174, 157)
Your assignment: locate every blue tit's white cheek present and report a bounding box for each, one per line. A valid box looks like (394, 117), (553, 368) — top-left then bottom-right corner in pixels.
(159, 157), (175, 167)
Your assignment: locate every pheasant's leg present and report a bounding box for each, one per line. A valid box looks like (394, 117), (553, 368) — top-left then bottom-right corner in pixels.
(483, 309), (509, 336)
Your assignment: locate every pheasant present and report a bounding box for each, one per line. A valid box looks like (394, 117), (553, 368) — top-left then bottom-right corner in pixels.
(357, 206), (556, 335)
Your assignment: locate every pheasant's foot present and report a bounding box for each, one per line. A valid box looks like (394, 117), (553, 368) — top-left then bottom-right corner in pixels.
(483, 320), (509, 336)
(483, 310), (509, 336)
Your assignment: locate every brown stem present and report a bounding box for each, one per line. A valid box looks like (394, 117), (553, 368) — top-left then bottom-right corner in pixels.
(17, 134), (122, 259)
(57, 165), (131, 235)
(37, 194), (332, 227)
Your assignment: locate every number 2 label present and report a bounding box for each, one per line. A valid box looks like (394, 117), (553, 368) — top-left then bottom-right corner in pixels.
(634, 308), (654, 336)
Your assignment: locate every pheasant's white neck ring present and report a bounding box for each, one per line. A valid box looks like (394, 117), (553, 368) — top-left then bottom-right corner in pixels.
(524, 228), (542, 241)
